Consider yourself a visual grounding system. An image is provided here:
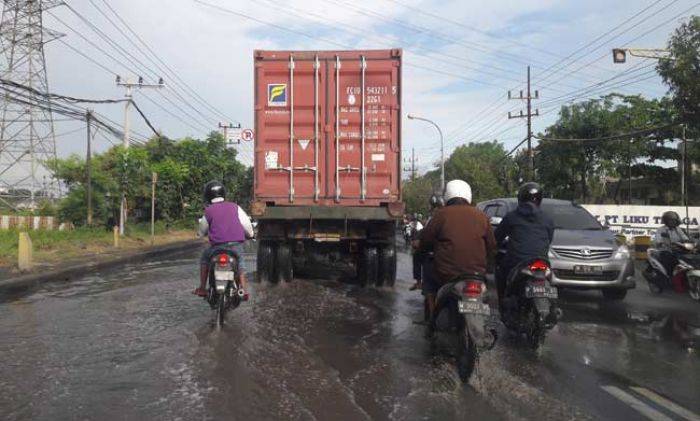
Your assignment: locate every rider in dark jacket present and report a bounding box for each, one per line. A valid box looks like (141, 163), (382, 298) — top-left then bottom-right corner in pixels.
(494, 182), (554, 307)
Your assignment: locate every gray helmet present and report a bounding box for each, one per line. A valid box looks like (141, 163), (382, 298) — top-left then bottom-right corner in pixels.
(429, 194), (445, 209)
(662, 211), (681, 228)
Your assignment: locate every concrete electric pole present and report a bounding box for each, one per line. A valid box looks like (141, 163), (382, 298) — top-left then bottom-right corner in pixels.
(508, 66), (540, 180)
(115, 75), (164, 235)
(403, 147), (418, 181)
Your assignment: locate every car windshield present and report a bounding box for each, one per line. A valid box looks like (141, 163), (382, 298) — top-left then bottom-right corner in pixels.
(541, 203), (602, 230)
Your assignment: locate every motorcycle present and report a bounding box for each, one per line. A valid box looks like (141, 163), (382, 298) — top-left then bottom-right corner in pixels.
(205, 251), (245, 326)
(431, 274), (497, 382)
(403, 224), (413, 248)
(499, 258), (560, 349)
(644, 242), (700, 301)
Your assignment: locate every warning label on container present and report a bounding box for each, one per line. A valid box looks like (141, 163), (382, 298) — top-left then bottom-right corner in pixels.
(265, 151), (279, 169)
(298, 139), (310, 150)
(371, 153), (385, 162)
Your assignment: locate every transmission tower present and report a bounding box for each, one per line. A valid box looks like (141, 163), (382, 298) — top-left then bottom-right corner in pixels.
(0, 0), (62, 209)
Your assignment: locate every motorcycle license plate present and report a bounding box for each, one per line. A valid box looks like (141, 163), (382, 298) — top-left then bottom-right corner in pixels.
(214, 270), (234, 281)
(573, 265), (602, 275)
(458, 301), (491, 315)
(525, 285), (558, 299)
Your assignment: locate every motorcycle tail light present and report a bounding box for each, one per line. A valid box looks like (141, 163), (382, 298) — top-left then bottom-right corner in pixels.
(462, 280), (483, 298)
(529, 260), (549, 272)
(217, 254), (229, 266)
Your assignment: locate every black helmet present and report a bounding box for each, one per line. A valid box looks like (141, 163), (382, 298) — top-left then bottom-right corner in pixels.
(429, 194), (445, 209)
(662, 211), (681, 228)
(517, 182), (543, 206)
(203, 180), (226, 204)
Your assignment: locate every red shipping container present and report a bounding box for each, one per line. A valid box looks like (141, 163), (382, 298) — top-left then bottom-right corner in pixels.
(253, 49), (402, 207)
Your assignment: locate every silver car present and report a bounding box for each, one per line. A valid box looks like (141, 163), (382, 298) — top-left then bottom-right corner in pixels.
(477, 198), (635, 300)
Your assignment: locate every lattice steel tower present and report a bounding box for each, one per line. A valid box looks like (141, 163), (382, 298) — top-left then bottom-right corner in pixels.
(0, 0), (61, 208)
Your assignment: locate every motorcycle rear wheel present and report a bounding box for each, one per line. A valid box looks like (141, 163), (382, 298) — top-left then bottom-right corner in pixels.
(526, 305), (546, 350)
(643, 266), (663, 294)
(688, 277), (700, 301)
(456, 329), (477, 382)
(216, 294), (226, 327)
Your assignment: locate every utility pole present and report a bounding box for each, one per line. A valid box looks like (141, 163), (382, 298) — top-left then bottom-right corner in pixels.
(218, 122), (241, 148)
(681, 124), (688, 231)
(403, 147), (418, 181)
(86, 110), (93, 226)
(508, 66), (539, 180)
(115, 75), (164, 235)
(151, 172), (157, 245)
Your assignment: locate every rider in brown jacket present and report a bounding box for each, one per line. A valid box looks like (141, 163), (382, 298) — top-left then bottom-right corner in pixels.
(418, 179), (497, 319)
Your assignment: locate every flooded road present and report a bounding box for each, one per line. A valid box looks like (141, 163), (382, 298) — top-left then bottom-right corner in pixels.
(1, 243), (698, 420)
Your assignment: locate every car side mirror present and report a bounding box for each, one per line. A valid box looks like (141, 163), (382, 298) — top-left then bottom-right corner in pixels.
(490, 216), (502, 226)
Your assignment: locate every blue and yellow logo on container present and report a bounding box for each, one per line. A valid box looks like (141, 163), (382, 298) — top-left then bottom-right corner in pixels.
(268, 83), (287, 106)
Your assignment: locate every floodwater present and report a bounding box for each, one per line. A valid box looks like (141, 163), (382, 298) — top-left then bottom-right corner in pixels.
(0, 243), (698, 420)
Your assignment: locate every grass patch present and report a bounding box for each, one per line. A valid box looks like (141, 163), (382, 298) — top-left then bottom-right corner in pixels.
(0, 222), (196, 269)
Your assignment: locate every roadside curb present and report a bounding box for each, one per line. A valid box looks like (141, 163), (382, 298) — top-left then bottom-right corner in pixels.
(0, 239), (203, 294)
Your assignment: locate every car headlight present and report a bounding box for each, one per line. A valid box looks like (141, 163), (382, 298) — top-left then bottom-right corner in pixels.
(614, 245), (630, 259)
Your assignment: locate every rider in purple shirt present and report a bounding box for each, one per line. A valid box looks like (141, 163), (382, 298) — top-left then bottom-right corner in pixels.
(193, 181), (254, 297)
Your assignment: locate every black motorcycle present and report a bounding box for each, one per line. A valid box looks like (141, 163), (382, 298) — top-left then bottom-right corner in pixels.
(431, 274), (497, 382)
(205, 251), (245, 326)
(500, 258), (559, 349)
(644, 242), (700, 301)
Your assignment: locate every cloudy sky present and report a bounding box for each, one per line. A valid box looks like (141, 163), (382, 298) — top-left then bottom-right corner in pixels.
(39, 0), (698, 172)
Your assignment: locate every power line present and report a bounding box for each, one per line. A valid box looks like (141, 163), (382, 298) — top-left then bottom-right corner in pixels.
(94, 0), (239, 125)
(535, 123), (676, 142)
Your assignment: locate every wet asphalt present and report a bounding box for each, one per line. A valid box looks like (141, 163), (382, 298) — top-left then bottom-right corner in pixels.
(0, 241), (698, 421)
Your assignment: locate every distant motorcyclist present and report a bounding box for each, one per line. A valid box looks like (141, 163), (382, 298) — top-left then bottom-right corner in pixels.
(494, 182), (554, 311)
(410, 194), (444, 292)
(418, 180), (497, 324)
(654, 211), (690, 275)
(408, 213), (425, 290)
(193, 180), (254, 298)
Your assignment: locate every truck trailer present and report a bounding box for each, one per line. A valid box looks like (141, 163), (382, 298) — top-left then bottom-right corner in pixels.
(251, 49), (404, 286)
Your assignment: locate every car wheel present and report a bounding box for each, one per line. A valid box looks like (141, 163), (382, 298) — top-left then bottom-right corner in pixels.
(602, 288), (627, 301)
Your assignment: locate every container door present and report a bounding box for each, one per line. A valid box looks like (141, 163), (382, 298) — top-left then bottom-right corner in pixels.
(327, 54), (400, 204)
(255, 55), (326, 203)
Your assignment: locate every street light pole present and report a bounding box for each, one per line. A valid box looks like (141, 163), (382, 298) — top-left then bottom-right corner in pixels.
(408, 114), (444, 192)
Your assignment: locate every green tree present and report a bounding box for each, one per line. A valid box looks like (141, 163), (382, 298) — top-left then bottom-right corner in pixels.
(49, 132), (251, 226)
(444, 141), (515, 203)
(657, 16), (700, 135)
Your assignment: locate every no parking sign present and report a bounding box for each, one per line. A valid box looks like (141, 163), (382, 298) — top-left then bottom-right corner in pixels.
(241, 128), (254, 142)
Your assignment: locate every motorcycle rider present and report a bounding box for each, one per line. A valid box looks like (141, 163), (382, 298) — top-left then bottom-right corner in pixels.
(409, 213), (425, 290)
(654, 211), (690, 275)
(494, 182), (554, 313)
(418, 180), (497, 329)
(410, 194), (444, 292)
(193, 180), (254, 298)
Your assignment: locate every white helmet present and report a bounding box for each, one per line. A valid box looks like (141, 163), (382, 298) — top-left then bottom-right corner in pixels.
(443, 179), (472, 204)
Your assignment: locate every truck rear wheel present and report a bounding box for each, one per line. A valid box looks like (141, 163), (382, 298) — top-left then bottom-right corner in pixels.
(359, 246), (379, 287)
(257, 241), (275, 283)
(378, 244), (397, 287)
(275, 243), (293, 283)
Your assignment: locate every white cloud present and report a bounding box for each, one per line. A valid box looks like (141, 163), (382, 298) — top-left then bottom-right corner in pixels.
(21, 0), (697, 172)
